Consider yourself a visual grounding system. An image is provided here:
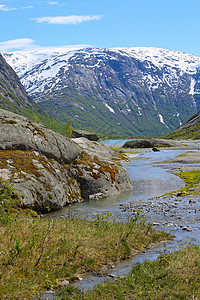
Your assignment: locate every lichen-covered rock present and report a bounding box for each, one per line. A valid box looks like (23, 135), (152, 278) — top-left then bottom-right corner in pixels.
(0, 150), (82, 211)
(0, 110), (133, 212)
(69, 151), (132, 199)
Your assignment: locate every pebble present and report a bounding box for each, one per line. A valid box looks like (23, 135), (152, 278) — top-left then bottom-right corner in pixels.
(60, 280), (70, 287)
(189, 199), (196, 204)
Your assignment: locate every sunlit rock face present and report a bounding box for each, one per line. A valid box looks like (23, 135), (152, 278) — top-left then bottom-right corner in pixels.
(0, 109), (132, 212)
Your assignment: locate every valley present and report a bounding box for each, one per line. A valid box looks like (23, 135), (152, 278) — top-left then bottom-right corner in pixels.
(3, 47), (200, 137)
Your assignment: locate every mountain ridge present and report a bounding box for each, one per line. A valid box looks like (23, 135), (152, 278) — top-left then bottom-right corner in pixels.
(3, 47), (200, 137)
(0, 53), (67, 134)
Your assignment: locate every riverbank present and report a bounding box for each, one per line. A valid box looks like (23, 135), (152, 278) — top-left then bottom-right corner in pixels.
(59, 144), (200, 299)
(68, 245), (200, 299)
(2, 142), (200, 299)
(0, 194), (170, 299)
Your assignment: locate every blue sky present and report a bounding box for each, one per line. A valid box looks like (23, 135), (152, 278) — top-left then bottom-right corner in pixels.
(0, 0), (200, 56)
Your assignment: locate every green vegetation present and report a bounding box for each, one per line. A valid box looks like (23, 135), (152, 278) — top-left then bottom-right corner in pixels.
(56, 169), (200, 299)
(64, 245), (200, 299)
(65, 119), (73, 137)
(175, 170), (200, 195)
(40, 95), (173, 138)
(0, 177), (38, 219)
(161, 170), (200, 197)
(0, 177), (170, 299)
(167, 122), (200, 140)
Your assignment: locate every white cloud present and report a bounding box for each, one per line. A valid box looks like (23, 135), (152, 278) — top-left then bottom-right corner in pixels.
(21, 6), (34, 10)
(0, 4), (16, 11)
(0, 38), (35, 51)
(47, 1), (59, 5)
(0, 38), (92, 52)
(32, 15), (103, 25)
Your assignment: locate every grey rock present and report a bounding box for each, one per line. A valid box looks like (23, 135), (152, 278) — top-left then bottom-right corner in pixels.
(89, 193), (106, 200)
(122, 138), (182, 149)
(72, 129), (99, 141)
(152, 147), (160, 152)
(69, 150), (133, 199)
(0, 109), (81, 164)
(189, 199), (196, 204)
(0, 110), (133, 212)
(72, 137), (117, 160)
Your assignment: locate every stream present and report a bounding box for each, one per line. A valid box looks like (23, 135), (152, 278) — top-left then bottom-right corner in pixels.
(40, 143), (200, 298)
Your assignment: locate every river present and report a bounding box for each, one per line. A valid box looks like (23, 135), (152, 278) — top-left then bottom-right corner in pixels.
(43, 142), (200, 295)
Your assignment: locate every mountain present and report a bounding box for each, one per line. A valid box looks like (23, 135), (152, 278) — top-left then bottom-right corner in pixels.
(0, 53), (67, 133)
(0, 53), (39, 112)
(167, 111), (200, 139)
(3, 47), (200, 137)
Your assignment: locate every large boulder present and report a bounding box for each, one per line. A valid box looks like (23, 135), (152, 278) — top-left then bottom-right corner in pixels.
(122, 138), (183, 149)
(0, 109), (81, 164)
(0, 110), (132, 212)
(71, 138), (132, 198)
(72, 137), (117, 160)
(71, 129), (99, 141)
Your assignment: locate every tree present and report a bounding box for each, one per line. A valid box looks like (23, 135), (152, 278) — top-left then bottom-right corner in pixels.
(87, 126), (95, 133)
(33, 114), (39, 123)
(50, 117), (56, 130)
(65, 119), (73, 138)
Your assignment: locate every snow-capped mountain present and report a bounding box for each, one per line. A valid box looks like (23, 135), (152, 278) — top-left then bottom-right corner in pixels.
(3, 47), (200, 137)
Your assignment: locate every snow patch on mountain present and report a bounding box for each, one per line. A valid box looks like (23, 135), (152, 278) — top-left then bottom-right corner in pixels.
(112, 47), (200, 73)
(105, 103), (115, 113)
(189, 78), (196, 95)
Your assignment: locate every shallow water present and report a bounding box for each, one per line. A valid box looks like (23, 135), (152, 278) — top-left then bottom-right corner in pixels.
(51, 149), (186, 221)
(72, 148), (200, 291)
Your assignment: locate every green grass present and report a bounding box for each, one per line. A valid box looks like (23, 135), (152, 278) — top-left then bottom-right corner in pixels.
(0, 179), (170, 299)
(166, 121), (200, 140)
(0, 215), (170, 299)
(63, 245), (200, 299)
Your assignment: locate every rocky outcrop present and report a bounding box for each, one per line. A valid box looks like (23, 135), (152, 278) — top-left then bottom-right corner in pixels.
(167, 110), (200, 140)
(72, 137), (117, 160)
(0, 110), (132, 212)
(70, 138), (132, 199)
(0, 109), (81, 164)
(71, 130), (99, 141)
(122, 138), (183, 149)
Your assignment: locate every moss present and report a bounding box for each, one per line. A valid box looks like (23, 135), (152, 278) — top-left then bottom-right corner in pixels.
(175, 170), (200, 195)
(94, 156), (119, 182)
(0, 150), (45, 179)
(0, 150), (61, 180)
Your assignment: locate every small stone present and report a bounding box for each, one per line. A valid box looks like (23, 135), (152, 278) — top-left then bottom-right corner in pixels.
(176, 191), (187, 196)
(189, 199), (196, 204)
(108, 274), (116, 278)
(60, 280), (70, 287)
(182, 226), (188, 230)
(153, 222), (159, 226)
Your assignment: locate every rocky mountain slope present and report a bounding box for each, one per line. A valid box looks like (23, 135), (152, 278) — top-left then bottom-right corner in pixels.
(0, 53), (68, 133)
(3, 47), (200, 137)
(0, 53), (39, 113)
(0, 109), (132, 212)
(167, 110), (200, 140)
